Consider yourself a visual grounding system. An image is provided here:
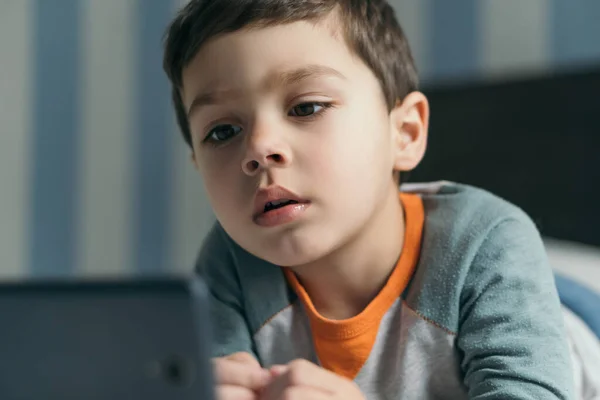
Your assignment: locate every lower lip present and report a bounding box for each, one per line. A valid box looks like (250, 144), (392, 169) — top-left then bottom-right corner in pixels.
(254, 203), (311, 227)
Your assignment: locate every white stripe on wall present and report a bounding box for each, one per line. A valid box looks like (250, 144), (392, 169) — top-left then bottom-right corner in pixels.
(481, 0), (550, 79)
(0, 0), (32, 278)
(391, 0), (430, 79)
(170, 141), (215, 273)
(169, 0), (214, 273)
(78, 0), (136, 276)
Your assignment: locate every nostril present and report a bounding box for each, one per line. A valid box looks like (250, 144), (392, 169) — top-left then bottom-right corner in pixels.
(270, 154), (283, 163)
(248, 160), (259, 170)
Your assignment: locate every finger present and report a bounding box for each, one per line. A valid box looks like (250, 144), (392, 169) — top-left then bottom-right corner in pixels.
(216, 384), (256, 400)
(213, 358), (271, 390)
(260, 363), (330, 400)
(283, 359), (341, 393)
(269, 365), (288, 377)
(260, 384), (330, 400)
(260, 372), (288, 400)
(282, 386), (331, 400)
(227, 352), (261, 368)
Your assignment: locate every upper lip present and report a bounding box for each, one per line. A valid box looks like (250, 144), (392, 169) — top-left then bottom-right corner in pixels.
(253, 186), (309, 217)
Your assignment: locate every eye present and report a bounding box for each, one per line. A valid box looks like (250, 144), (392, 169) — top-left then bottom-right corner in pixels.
(205, 124), (242, 144)
(289, 102), (325, 117)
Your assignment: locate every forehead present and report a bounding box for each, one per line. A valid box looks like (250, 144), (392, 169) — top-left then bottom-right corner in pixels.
(180, 18), (373, 105)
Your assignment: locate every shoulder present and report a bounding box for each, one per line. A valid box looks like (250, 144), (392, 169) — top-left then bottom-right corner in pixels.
(401, 182), (548, 332)
(196, 222), (295, 335)
(403, 181), (534, 232)
(404, 182), (540, 267)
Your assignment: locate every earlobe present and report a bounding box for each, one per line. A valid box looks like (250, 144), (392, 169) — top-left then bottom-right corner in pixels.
(390, 91), (429, 173)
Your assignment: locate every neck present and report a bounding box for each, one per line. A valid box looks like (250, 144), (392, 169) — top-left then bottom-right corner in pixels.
(291, 184), (405, 320)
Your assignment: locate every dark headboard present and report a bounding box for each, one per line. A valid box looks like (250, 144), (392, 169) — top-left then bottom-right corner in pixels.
(411, 68), (600, 248)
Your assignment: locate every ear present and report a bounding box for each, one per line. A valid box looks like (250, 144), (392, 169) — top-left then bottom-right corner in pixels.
(389, 91), (429, 173)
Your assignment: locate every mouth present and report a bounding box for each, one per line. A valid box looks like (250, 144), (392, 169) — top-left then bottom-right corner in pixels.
(253, 186), (311, 227)
(263, 199), (300, 213)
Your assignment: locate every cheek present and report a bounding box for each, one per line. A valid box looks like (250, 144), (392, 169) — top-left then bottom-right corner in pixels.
(197, 154), (242, 214)
(310, 112), (391, 184)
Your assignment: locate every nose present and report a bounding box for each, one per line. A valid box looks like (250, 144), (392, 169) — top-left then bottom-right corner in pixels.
(242, 123), (292, 176)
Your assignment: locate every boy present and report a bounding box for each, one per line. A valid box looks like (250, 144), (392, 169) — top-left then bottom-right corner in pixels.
(163, 1), (581, 399)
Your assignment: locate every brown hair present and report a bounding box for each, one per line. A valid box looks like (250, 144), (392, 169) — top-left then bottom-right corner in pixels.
(163, 0), (419, 148)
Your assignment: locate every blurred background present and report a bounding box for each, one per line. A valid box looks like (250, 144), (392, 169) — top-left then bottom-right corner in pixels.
(1, 0), (599, 280)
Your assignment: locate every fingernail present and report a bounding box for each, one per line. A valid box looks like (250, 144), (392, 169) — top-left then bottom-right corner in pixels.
(270, 365), (288, 376)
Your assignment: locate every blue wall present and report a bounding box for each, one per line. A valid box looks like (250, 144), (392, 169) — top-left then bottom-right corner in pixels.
(1, 0), (599, 277)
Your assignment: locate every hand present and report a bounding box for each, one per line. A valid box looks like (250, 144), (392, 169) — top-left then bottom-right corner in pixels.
(213, 352), (272, 400)
(260, 359), (366, 400)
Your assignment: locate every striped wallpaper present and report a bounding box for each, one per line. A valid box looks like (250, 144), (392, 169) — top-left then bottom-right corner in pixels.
(1, 0), (599, 278)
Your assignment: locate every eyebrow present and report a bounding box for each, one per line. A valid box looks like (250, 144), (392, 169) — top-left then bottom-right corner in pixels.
(186, 64), (346, 118)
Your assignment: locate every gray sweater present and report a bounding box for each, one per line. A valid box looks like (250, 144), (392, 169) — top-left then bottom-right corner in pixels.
(196, 182), (574, 399)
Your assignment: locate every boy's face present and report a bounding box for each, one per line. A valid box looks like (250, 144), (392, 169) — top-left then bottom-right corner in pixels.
(181, 17), (425, 266)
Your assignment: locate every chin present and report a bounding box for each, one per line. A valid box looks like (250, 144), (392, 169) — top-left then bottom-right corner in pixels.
(243, 232), (336, 268)
(258, 250), (319, 268)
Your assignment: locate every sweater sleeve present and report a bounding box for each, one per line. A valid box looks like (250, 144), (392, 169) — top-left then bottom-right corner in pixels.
(458, 215), (575, 399)
(195, 223), (255, 358)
